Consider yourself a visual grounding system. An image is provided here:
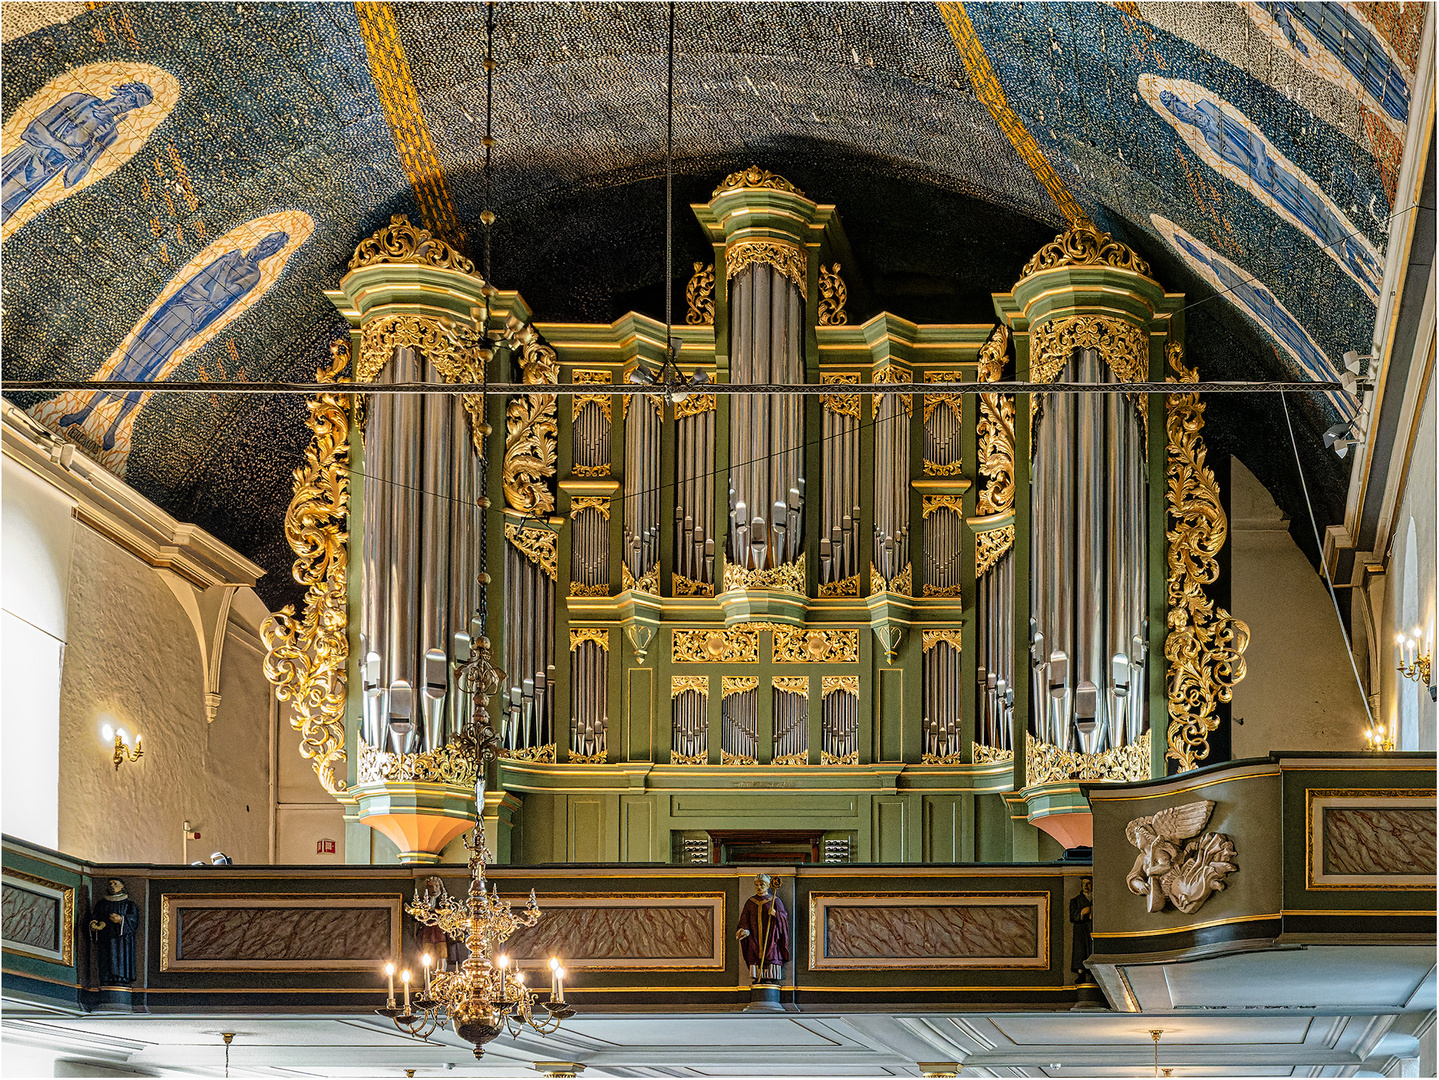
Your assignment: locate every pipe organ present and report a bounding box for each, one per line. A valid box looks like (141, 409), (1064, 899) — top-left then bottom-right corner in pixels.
(272, 176), (1247, 865)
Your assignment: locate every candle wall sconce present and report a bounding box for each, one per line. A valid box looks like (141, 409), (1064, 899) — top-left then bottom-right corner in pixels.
(1396, 626), (1434, 700)
(102, 723), (143, 771)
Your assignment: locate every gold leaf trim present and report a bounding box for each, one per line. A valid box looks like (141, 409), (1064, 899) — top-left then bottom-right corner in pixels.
(672, 572), (715, 597)
(869, 561), (912, 598)
(822, 675), (860, 697)
(1026, 731), (1150, 786)
(505, 522), (559, 581)
(502, 744), (556, 764)
(772, 750), (810, 766)
(570, 749), (608, 764)
(818, 263), (848, 325)
(821, 750), (859, 766)
(674, 393), (717, 420)
(712, 165), (805, 199)
(569, 628), (610, 652)
(821, 371), (861, 419)
(872, 364), (912, 416)
(1030, 315), (1148, 385)
(922, 494), (966, 519)
(673, 627), (759, 663)
(1164, 343), (1249, 771)
(261, 341), (350, 796)
(721, 675), (759, 698)
(973, 742), (1014, 765)
(672, 675), (710, 697)
(686, 262), (715, 326)
(572, 369), (613, 424)
(621, 561), (660, 595)
(726, 238), (807, 289)
(570, 496), (611, 518)
(569, 582), (609, 597)
(348, 213), (475, 275)
(1019, 223), (1151, 280)
(773, 676), (809, 696)
(976, 325), (1016, 516)
(672, 750), (708, 766)
(723, 553), (806, 594)
(818, 574), (860, 597)
(922, 630), (964, 653)
(721, 750), (759, 766)
(773, 627), (859, 664)
(976, 524), (1015, 578)
(357, 738), (479, 785)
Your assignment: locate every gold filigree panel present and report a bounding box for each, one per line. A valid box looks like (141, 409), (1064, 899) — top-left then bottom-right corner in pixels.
(686, 262), (715, 326)
(502, 744), (557, 764)
(1019, 223), (1151, 280)
(569, 496), (611, 518)
(1026, 731), (1150, 786)
(1164, 343), (1249, 771)
(822, 675), (860, 697)
(773, 627), (859, 664)
(773, 676), (809, 696)
(572, 369), (613, 424)
(818, 574), (860, 597)
(505, 522), (558, 581)
(1030, 315), (1148, 385)
(922, 630), (964, 653)
(673, 628), (759, 663)
(821, 750), (860, 766)
(973, 743), (1014, 765)
(671, 675), (710, 697)
(818, 263), (848, 325)
(674, 393), (716, 420)
(727, 238), (807, 289)
(869, 561), (912, 598)
(569, 628), (610, 652)
(820, 371), (861, 418)
(673, 750), (708, 766)
(872, 364), (912, 416)
(721, 675), (759, 698)
(357, 738), (479, 785)
(621, 561), (659, 595)
(976, 525), (1015, 578)
(673, 572), (715, 598)
(976, 325), (1016, 516)
(723, 553), (805, 594)
(503, 334), (560, 517)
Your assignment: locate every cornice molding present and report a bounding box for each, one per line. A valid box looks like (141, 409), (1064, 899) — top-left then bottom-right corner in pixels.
(2, 400), (262, 590)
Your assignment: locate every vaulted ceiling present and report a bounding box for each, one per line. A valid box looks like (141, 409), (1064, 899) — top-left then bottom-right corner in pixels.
(1, 1), (1425, 607)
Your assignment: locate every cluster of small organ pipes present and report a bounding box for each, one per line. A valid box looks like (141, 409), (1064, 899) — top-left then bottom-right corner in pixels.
(502, 535), (556, 754)
(674, 401), (717, 588)
(721, 686), (761, 763)
(569, 637), (608, 761)
(872, 387), (911, 585)
(622, 392), (661, 586)
(817, 388), (862, 587)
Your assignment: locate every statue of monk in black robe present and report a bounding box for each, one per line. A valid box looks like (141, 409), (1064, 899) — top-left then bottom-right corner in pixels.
(735, 873), (788, 983)
(88, 878), (139, 985)
(1070, 877), (1093, 975)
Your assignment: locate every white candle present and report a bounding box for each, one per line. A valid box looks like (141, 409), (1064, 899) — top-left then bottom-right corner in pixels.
(385, 962), (395, 1007)
(555, 966), (566, 1003)
(422, 953), (432, 994)
(402, 969), (411, 1012)
(549, 956), (559, 997)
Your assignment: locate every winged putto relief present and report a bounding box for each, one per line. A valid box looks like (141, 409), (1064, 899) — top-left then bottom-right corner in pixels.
(1125, 800), (1238, 915)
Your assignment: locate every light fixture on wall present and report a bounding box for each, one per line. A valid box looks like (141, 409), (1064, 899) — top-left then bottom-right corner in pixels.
(1322, 420), (1362, 459)
(101, 722), (142, 771)
(1340, 349), (1377, 398)
(1365, 721), (1396, 752)
(1396, 625), (1433, 698)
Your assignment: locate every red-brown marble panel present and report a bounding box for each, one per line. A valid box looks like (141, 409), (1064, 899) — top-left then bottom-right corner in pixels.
(824, 903), (1037, 960)
(178, 906), (390, 962)
(1323, 808), (1437, 876)
(2, 885), (58, 953)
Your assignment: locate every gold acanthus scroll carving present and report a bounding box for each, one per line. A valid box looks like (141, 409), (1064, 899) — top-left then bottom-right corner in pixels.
(975, 525), (1015, 578)
(821, 371), (861, 419)
(569, 496), (611, 519)
(261, 341), (351, 796)
(1029, 315), (1149, 386)
(712, 166), (806, 199)
(922, 630), (964, 653)
(818, 263), (848, 325)
(1026, 731), (1151, 786)
(356, 312), (490, 453)
(569, 628), (610, 651)
(686, 263), (715, 326)
(818, 574), (860, 597)
(872, 364), (912, 416)
(1164, 343), (1249, 771)
(773, 676), (809, 696)
(357, 738), (479, 786)
(621, 561), (659, 595)
(503, 332), (561, 517)
(726, 238), (807, 290)
(772, 627), (859, 664)
(723, 553), (806, 595)
(572, 369), (612, 424)
(672, 572), (715, 598)
(673, 627), (759, 663)
(504, 522), (558, 582)
(922, 372), (964, 476)
(721, 675), (759, 698)
(674, 393), (717, 420)
(348, 213), (477, 275)
(869, 560), (912, 598)
(1019, 222), (1152, 280)
(822, 675), (860, 697)
(671, 675), (710, 697)
(975, 324), (1015, 520)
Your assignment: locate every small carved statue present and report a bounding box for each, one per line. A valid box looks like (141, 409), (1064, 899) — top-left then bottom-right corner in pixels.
(1125, 800), (1238, 915)
(735, 874), (789, 983)
(88, 878), (139, 985)
(1069, 877), (1093, 974)
(417, 876), (467, 970)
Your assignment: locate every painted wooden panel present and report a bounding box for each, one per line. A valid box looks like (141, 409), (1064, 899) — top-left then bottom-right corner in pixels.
(568, 798), (604, 862)
(873, 796), (907, 863)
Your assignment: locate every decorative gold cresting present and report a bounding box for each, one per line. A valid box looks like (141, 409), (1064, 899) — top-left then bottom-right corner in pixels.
(348, 213), (475, 275)
(773, 627), (859, 664)
(261, 341), (351, 796)
(571, 369), (612, 423)
(973, 742), (1014, 765)
(673, 628), (759, 663)
(358, 738), (479, 785)
(721, 675), (759, 698)
(821, 371), (861, 418)
(712, 166), (805, 199)
(501, 744), (557, 764)
(818, 263), (848, 325)
(686, 262), (715, 325)
(822, 675), (860, 696)
(504, 522), (558, 581)
(725, 238), (807, 289)
(773, 676), (809, 696)
(671, 675), (710, 697)
(569, 628), (609, 651)
(1164, 343), (1249, 771)
(872, 364), (913, 416)
(723, 553), (806, 594)
(1027, 731), (1151, 786)
(502, 333), (560, 517)
(568, 496), (610, 519)
(975, 525), (1016, 578)
(1029, 315), (1149, 385)
(922, 630), (964, 653)
(1019, 223), (1151, 280)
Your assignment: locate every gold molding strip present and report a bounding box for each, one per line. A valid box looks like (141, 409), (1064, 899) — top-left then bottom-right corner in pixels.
(354, 1), (462, 242)
(935, 2), (1089, 229)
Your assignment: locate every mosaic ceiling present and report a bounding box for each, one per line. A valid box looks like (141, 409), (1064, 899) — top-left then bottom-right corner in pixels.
(0, 1), (1426, 607)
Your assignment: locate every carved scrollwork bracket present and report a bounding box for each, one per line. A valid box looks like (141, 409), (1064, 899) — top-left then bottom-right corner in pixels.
(686, 263), (715, 326)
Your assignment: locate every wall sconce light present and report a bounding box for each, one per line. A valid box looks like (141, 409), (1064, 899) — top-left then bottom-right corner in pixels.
(1365, 722), (1395, 752)
(101, 723), (143, 771)
(1397, 625), (1434, 699)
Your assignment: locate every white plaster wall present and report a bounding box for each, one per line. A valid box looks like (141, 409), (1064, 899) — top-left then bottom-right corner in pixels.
(1229, 459), (1369, 757)
(274, 700), (347, 864)
(1, 456), (75, 849)
(1385, 386), (1436, 750)
(55, 526), (271, 863)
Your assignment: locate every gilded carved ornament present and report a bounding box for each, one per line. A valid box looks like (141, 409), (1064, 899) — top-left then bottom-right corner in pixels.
(686, 262), (715, 326)
(818, 263), (848, 326)
(671, 675), (710, 697)
(569, 628), (610, 652)
(869, 560), (912, 598)
(723, 553), (806, 594)
(572, 369), (612, 424)
(504, 522), (559, 582)
(261, 342), (352, 796)
(721, 675), (759, 698)
(1164, 343), (1249, 771)
(348, 213), (477, 275)
(972, 742), (1014, 765)
(673, 392), (716, 420)
(1018, 222), (1151, 280)
(673, 627), (759, 663)
(501, 744), (557, 764)
(1025, 731), (1150, 786)
(712, 166), (805, 199)
(571, 749), (608, 764)
(820, 371), (861, 419)
(922, 494), (965, 519)
(1028, 315), (1149, 385)
(975, 325), (1016, 526)
(570, 583), (608, 597)
(569, 496), (611, 519)
(672, 571), (715, 598)
(773, 676), (809, 696)
(821, 750), (859, 766)
(821, 675), (860, 697)
(772, 751), (809, 766)
(772, 626), (859, 664)
(818, 574), (860, 598)
(922, 372), (964, 476)
(357, 737), (479, 786)
(872, 364), (912, 416)
(1125, 799), (1237, 915)
(922, 750), (965, 765)
(922, 630), (964, 653)
(975, 525), (1015, 578)
(673, 751), (708, 766)
(357, 312), (490, 455)
(726, 237), (808, 290)
(621, 561), (659, 595)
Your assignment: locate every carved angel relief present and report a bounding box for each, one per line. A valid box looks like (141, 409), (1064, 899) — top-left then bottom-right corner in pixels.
(1124, 800), (1237, 915)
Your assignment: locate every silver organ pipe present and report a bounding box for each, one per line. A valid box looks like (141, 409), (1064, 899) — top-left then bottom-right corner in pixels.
(922, 640), (964, 760)
(818, 392), (861, 587)
(1029, 348), (1147, 755)
(674, 402), (716, 587)
(873, 386), (910, 583)
(672, 687), (708, 761)
(820, 685), (859, 763)
(727, 264), (805, 571)
(571, 504), (609, 591)
(720, 685), (759, 764)
(771, 682), (809, 763)
(976, 549), (1015, 751)
(569, 638), (608, 760)
(624, 395), (661, 584)
(360, 343), (481, 757)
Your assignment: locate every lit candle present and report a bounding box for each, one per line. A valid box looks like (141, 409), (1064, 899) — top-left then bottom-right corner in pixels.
(422, 953), (432, 994)
(549, 955), (559, 997)
(402, 969), (411, 1013)
(555, 966), (566, 1004)
(385, 962), (395, 1007)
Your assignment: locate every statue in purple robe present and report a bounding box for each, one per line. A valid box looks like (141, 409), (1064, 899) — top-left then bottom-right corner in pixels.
(735, 873), (788, 983)
(1, 82), (154, 223)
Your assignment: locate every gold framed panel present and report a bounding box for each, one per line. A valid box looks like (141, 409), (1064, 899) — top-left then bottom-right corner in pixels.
(160, 894), (402, 971)
(807, 892), (1050, 970)
(497, 893), (727, 971)
(1, 870), (74, 967)
(1305, 788), (1437, 890)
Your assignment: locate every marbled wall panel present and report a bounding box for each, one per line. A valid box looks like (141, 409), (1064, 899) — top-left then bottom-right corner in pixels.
(164, 897), (398, 970)
(810, 894), (1049, 969)
(502, 897), (724, 969)
(2, 885), (59, 953)
(1322, 808), (1437, 876)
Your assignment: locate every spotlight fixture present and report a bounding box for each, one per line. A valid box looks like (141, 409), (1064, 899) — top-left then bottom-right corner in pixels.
(1340, 349), (1377, 398)
(628, 337), (709, 405)
(1322, 421), (1360, 459)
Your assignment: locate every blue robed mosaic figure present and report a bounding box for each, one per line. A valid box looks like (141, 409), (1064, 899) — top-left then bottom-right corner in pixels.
(0, 82), (153, 224)
(59, 231), (290, 450)
(1159, 89), (1383, 296)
